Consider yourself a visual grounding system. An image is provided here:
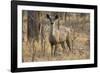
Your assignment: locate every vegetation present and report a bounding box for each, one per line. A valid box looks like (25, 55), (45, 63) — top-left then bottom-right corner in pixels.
(22, 10), (90, 62)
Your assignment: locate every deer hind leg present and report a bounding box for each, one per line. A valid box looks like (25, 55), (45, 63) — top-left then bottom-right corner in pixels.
(66, 38), (71, 51)
(61, 41), (67, 54)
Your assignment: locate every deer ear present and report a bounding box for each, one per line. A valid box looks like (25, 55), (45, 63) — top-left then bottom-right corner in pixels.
(46, 14), (50, 19)
(55, 15), (58, 20)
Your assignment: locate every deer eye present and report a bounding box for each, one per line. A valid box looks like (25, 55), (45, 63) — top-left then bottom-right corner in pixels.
(55, 15), (58, 20)
(46, 14), (50, 19)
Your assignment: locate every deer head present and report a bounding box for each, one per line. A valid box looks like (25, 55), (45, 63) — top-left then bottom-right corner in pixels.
(46, 14), (58, 25)
(46, 14), (59, 36)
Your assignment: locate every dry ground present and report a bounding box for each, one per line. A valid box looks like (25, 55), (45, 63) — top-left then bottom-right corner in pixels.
(22, 32), (90, 62)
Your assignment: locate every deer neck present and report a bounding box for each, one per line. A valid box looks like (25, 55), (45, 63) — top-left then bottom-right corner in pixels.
(50, 23), (55, 36)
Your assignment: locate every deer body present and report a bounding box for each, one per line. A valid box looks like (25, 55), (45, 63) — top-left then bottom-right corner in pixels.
(46, 14), (72, 56)
(49, 25), (70, 44)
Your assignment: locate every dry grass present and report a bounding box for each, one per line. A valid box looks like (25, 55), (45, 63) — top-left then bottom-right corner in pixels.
(22, 11), (90, 62)
(22, 32), (90, 62)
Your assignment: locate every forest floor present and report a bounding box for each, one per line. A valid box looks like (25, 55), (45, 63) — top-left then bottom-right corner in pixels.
(23, 32), (90, 62)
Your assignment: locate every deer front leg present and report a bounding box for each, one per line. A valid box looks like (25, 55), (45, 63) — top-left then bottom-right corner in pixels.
(54, 44), (58, 56)
(51, 44), (55, 57)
